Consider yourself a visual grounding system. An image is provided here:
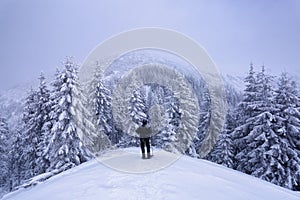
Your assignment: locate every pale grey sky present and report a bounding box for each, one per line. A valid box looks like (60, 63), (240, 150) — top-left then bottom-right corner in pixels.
(0, 0), (300, 89)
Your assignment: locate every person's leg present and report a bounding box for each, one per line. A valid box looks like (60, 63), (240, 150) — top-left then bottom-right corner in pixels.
(145, 138), (151, 158)
(140, 138), (146, 159)
(140, 138), (145, 154)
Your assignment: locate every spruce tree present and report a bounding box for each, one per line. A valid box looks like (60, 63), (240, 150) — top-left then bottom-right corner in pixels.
(44, 58), (91, 172)
(128, 90), (148, 124)
(119, 90), (148, 147)
(20, 88), (40, 180)
(207, 112), (235, 168)
(274, 73), (300, 190)
(233, 65), (274, 157)
(20, 74), (52, 179)
(233, 64), (259, 152)
(276, 74), (300, 152)
(8, 128), (24, 191)
(238, 63), (257, 120)
(94, 80), (114, 143)
(234, 67), (300, 190)
(159, 96), (180, 152)
(0, 116), (10, 192)
(35, 73), (52, 174)
(84, 67), (111, 152)
(234, 66), (270, 172)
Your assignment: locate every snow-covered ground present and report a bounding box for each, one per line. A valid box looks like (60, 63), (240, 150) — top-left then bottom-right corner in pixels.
(3, 148), (300, 200)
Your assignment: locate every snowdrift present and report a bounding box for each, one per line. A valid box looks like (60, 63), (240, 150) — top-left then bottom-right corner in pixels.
(3, 148), (300, 200)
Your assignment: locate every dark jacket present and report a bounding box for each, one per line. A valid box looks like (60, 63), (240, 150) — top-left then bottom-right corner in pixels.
(136, 126), (152, 138)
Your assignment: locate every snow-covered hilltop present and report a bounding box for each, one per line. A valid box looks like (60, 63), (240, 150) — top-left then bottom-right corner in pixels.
(1, 54), (299, 198)
(2, 148), (300, 200)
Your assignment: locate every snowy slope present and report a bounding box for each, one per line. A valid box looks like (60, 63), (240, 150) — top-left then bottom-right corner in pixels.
(3, 148), (300, 200)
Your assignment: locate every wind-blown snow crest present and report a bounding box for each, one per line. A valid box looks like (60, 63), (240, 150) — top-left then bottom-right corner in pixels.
(2, 148), (300, 200)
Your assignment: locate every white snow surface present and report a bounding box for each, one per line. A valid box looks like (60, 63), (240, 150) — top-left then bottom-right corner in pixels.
(3, 148), (300, 200)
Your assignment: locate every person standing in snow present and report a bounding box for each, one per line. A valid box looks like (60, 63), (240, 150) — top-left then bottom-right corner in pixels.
(136, 120), (152, 159)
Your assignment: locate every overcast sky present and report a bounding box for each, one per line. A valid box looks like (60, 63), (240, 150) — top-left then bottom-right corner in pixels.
(0, 0), (300, 90)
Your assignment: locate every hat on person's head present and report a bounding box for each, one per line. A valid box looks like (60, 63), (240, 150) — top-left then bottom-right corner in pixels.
(142, 119), (148, 126)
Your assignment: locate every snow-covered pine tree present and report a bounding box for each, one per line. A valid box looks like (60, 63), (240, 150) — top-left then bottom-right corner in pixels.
(41, 68), (61, 162)
(206, 111), (236, 168)
(186, 112), (208, 158)
(238, 63), (258, 120)
(147, 86), (166, 135)
(186, 77), (211, 158)
(159, 95), (180, 152)
(73, 72), (108, 154)
(0, 116), (10, 193)
(166, 96), (181, 127)
(235, 66), (298, 189)
(235, 110), (285, 182)
(119, 90), (148, 147)
(8, 128), (24, 191)
(291, 82), (300, 180)
(255, 66), (274, 108)
(235, 66), (273, 169)
(206, 74), (243, 167)
(19, 73), (52, 180)
(44, 58), (91, 172)
(273, 72), (300, 190)
(128, 90), (148, 124)
(276, 75), (300, 152)
(118, 133), (140, 148)
(172, 73), (199, 154)
(94, 80), (114, 143)
(232, 64), (259, 153)
(35, 73), (52, 174)
(82, 66), (112, 153)
(20, 88), (40, 180)
(146, 85), (166, 148)
(144, 85), (177, 152)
